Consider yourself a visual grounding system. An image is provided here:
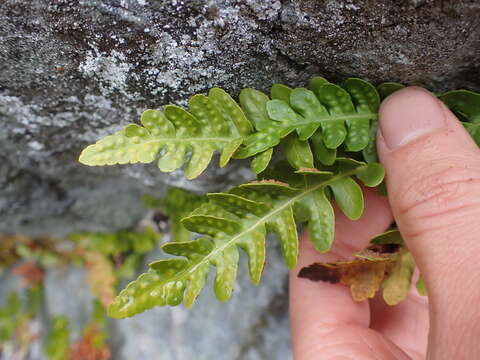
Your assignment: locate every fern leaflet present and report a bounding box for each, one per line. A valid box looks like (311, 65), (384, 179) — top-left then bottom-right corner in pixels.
(364, 84), (480, 161)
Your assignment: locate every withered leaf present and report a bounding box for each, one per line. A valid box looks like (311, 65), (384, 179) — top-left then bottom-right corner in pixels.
(13, 261), (45, 288)
(69, 325), (111, 360)
(298, 244), (399, 302)
(299, 258), (390, 301)
(416, 275), (427, 296)
(299, 242), (422, 304)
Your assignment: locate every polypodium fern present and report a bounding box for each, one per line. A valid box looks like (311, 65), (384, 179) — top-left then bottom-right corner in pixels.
(79, 89), (252, 179)
(108, 159), (384, 318)
(155, 187), (207, 243)
(78, 76), (480, 319)
(79, 77), (480, 175)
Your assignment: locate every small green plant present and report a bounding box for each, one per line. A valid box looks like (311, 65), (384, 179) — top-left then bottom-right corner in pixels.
(0, 288), (42, 356)
(79, 77), (480, 319)
(45, 301), (111, 360)
(70, 227), (161, 281)
(45, 316), (70, 360)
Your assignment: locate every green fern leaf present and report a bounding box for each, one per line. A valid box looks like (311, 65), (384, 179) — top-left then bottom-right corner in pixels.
(79, 89), (251, 179)
(416, 275), (427, 296)
(370, 229), (404, 245)
(366, 85), (480, 161)
(108, 160), (384, 318)
(439, 90), (480, 144)
(79, 78), (480, 176)
(377, 82), (405, 100)
(271, 83), (293, 104)
(236, 78), (379, 160)
(310, 130), (337, 165)
(250, 148), (273, 174)
(283, 133), (314, 169)
(45, 316), (70, 360)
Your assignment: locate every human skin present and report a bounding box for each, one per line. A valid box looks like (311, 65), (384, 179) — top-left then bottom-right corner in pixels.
(290, 87), (480, 359)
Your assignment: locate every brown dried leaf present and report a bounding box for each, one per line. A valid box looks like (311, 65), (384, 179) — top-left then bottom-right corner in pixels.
(13, 261), (44, 288)
(299, 258), (390, 301)
(298, 244), (402, 301)
(0, 235), (21, 266)
(69, 326), (111, 360)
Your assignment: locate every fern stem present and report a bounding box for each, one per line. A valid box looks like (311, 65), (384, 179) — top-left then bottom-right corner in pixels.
(289, 113), (378, 127)
(134, 137), (238, 144)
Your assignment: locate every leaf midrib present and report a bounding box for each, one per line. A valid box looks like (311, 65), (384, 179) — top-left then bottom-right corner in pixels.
(172, 168), (360, 284)
(92, 136), (241, 158)
(272, 112), (378, 129)
(135, 136), (240, 145)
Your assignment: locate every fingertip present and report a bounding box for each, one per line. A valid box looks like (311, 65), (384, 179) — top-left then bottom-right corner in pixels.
(378, 86), (446, 151)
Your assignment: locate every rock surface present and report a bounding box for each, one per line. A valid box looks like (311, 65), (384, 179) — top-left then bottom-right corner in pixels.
(1, 0), (479, 359)
(1, 0), (479, 236)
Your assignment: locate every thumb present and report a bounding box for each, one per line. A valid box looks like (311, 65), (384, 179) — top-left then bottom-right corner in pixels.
(377, 87), (480, 358)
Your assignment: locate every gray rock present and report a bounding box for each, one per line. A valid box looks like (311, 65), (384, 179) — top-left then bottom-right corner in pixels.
(43, 266), (96, 340)
(1, 0), (479, 235)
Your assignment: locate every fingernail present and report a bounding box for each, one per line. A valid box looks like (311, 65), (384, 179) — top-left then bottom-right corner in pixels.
(379, 87), (446, 150)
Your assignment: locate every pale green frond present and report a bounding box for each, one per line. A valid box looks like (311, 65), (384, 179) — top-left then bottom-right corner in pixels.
(79, 90), (251, 179)
(108, 160), (385, 318)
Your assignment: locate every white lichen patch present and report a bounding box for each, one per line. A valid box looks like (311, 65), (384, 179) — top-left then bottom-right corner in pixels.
(79, 48), (138, 98)
(139, 1), (272, 100)
(245, 0), (281, 21)
(28, 141), (44, 151)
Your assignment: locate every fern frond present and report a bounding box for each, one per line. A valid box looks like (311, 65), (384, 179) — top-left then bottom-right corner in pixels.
(369, 229), (427, 299)
(107, 159), (384, 318)
(79, 78), (480, 175)
(79, 89), (252, 179)
(236, 77), (380, 161)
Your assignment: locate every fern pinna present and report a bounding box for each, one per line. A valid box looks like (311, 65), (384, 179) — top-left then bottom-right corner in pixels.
(79, 77), (480, 318)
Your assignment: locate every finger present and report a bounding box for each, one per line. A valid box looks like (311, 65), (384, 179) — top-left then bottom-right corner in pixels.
(290, 188), (399, 359)
(370, 269), (429, 359)
(377, 87), (480, 358)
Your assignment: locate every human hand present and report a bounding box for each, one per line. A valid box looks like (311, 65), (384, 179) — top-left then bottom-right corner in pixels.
(290, 87), (480, 359)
